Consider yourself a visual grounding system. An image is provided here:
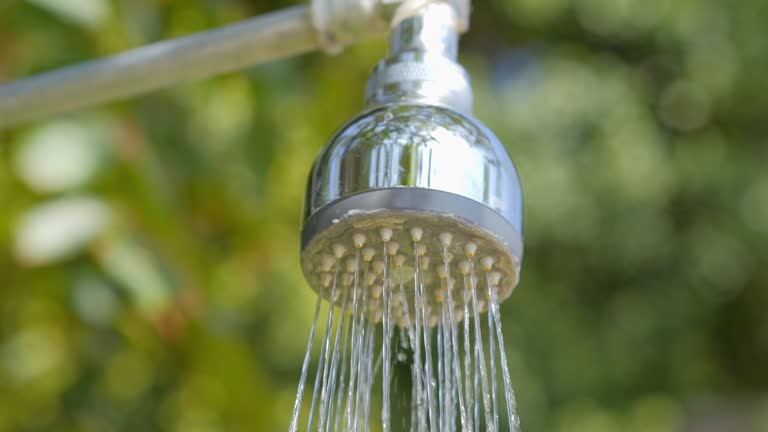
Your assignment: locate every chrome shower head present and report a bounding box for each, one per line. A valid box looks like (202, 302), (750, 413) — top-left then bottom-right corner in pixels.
(300, 3), (523, 325)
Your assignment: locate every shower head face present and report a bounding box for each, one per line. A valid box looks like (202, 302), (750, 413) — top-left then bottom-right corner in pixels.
(300, 209), (520, 326)
(300, 103), (523, 324)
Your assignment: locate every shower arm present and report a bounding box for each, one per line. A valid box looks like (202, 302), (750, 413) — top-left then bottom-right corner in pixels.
(0, 0), (469, 131)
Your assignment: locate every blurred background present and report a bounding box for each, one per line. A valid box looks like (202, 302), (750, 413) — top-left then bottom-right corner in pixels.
(1, 0), (767, 430)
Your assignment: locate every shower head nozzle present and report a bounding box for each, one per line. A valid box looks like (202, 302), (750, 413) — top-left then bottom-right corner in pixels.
(300, 4), (523, 324)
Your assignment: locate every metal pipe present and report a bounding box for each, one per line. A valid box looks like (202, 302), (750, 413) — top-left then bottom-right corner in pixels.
(0, 5), (317, 130)
(365, 2), (472, 113)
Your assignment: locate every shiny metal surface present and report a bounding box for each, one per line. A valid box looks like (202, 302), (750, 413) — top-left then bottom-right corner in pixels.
(388, 3), (458, 58)
(302, 103), (523, 237)
(365, 3), (473, 114)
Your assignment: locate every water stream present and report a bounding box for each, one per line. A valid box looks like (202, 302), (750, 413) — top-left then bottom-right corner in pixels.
(290, 241), (520, 432)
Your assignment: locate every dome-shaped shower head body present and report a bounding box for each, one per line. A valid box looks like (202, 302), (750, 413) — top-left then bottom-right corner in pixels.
(303, 104), (522, 237)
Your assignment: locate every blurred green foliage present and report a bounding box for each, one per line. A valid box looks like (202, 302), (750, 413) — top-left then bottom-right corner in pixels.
(1, 0), (766, 431)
